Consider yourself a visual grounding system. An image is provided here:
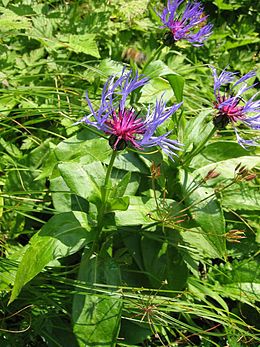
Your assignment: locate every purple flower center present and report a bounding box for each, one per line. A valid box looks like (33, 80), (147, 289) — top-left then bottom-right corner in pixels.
(105, 108), (145, 150)
(215, 96), (245, 123)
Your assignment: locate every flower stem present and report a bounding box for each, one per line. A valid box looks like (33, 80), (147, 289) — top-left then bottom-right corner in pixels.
(104, 150), (117, 194)
(97, 150), (117, 230)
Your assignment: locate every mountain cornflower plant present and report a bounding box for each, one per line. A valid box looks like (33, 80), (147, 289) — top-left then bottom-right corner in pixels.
(80, 69), (183, 160)
(212, 67), (260, 148)
(158, 0), (213, 46)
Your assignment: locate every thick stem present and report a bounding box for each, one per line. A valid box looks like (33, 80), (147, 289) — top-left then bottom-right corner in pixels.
(104, 150), (117, 196)
(97, 150), (118, 231)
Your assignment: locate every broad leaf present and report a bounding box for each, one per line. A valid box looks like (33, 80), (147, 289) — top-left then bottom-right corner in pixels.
(143, 60), (176, 79)
(110, 171), (131, 198)
(54, 130), (111, 164)
(222, 186), (260, 211)
(73, 250), (122, 347)
(191, 156), (260, 185)
(167, 74), (185, 103)
(111, 152), (149, 174)
(190, 141), (251, 169)
(9, 211), (94, 303)
(182, 110), (214, 153)
(58, 161), (104, 205)
(179, 169), (226, 258)
(114, 196), (158, 226)
(58, 33), (100, 58)
(141, 237), (188, 290)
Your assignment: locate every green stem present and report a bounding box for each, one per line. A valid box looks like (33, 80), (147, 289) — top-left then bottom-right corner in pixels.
(151, 177), (160, 213)
(97, 150), (117, 231)
(178, 179), (237, 216)
(104, 150), (117, 198)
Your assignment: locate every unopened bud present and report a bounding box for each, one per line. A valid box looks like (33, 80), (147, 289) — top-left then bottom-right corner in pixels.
(150, 161), (161, 180)
(235, 163), (242, 172)
(225, 229), (246, 243)
(238, 166), (247, 175)
(244, 174), (257, 181)
(235, 165), (250, 180)
(204, 169), (220, 181)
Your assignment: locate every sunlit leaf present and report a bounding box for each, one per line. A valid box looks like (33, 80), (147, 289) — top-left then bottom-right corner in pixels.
(9, 212), (94, 303)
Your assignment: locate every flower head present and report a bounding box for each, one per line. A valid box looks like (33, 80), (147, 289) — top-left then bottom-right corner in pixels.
(211, 67), (260, 148)
(158, 0), (213, 46)
(80, 69), (183, 160)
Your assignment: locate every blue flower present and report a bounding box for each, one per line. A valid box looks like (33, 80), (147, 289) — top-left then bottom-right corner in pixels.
(158, 0), (213, 46)
(212, 67), (260, 148)
(79, 69), (183, 159)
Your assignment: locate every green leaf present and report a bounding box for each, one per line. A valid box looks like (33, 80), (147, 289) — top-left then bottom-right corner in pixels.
(181, 227), (225, 258)
(0, 188), (3, 219)
(0, 95), (17, 116)
(143, 60), (177, 79)
(50, 173), (73, 212)
(35, 150), (57, 181)
(0, 8), (31, 32)
(98, 59), (124, 78)
(141, 237), (188, 290)
(210, 260), (260, 304)
(191, 156), (260, 185)
(73, 294), (121, 347)
(222, 186), (260, 211)
(140, 77), (173, 103)
(42, 316), (79, 347)
(0, 259), (17, 291)
(72, 250), (122, 347)
(142, 60), (184, 102)
(110, 171), (131, 198)
(188, 277), (229, 312)
(54, 130), (111, 164)
(182, 110), (214, 152)
(114, 196), (158, 226)
(58, 161), (105, 205)
(213, 0), (242, 10)
(179, 170), (226, 258)
(9, 212), (94, 303)
(167, 74), (185, 103)
(0, 246), (29, 292)
(0, 137), (22, 159)
(107, 196), (130, 211)
(7, 4), (36, 16)
(190, 141), (251, 169)
(120, 320), (151, 345)
(112, 152), (149, 174)
(224, 37), (260, 50)
(58, 33), (100, 58)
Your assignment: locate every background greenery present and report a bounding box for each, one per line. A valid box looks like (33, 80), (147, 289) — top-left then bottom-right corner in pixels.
(0, 0), (259, 346)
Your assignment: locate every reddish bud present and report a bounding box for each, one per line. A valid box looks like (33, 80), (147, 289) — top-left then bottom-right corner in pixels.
(225, 229), (246, 243)
(204, 169), (220, 181)
(244, 174), (257, 181)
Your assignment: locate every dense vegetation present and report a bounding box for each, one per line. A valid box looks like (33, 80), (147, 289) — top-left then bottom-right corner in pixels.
(0, 0), (259, 346)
